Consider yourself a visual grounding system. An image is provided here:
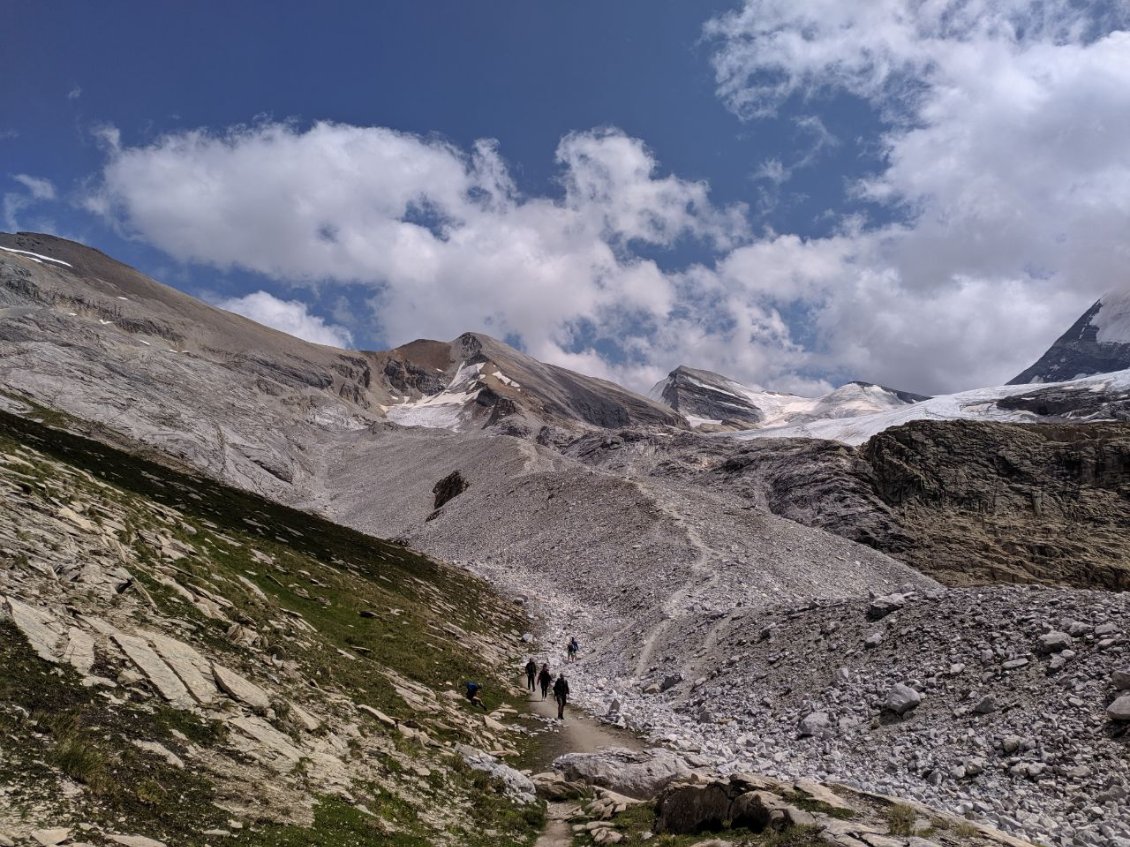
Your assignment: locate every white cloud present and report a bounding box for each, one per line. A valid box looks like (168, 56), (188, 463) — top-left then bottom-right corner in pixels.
(13, 175), (56, 201)
(4, 174), (58, 230)
(87, 121), (766, 390)
(215, 290), (354, 348)
(67, 86), (82, 101)
(703, 0), (1130, 391)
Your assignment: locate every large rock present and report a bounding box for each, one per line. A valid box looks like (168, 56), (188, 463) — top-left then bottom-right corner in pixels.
(1, 596), (62, 662)
(1037, 631), (1072, 653)
(655, 783), (732, 834)
(1108, 694), (1130, 722)
(867, 594), (906, 621)
(458, 745), (536, 805)
(61, 626), (95, 674)
(884, 684), (923, 715)
(212, 663), (271, 712)
(554, 747), (691, 800)
(1112, 669), (1130, 690)
(110, 632), (193, 707)
(147, 632), (219, 705)
(798, 711), (831, 738)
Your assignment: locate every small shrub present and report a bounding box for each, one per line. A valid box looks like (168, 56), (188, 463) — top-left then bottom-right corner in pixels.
(886, 803), (917, 836)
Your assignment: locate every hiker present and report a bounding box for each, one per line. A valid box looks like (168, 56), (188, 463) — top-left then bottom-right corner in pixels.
(566, 636), (579, 662)
(537, 663), (552, 700)
(464, 680), (486, 710)
(524, 658), (537, 692)
(553, 673), (570, 720)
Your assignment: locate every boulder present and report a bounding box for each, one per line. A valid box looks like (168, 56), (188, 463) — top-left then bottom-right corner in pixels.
(554, 747), (691, 800)
(1037, 631), (1072, 653)
(656, 783), (732, 834)
(61, 627), (95, 674)
(798, 711), (831, 738)
(458, 745), (536, 804)
(884, 684), (922, 715)
(212, 663), (271, 712)
(147, 632), (219, 705)
(1112, 669), (1130, 690)
(972, 695), (997, 714)
(1108, 694), (1130, 722)
(867, 594), (906, 621)
(2, 596), (62, 662)
(731, 791), (781, 831)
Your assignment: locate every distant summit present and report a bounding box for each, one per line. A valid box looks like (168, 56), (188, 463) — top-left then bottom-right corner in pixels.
(649, 365), (926, 432)
(1010, 290), (1130, 384)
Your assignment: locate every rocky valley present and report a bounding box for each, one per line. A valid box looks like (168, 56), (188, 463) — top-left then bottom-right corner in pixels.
(2, 233), (1129, 847)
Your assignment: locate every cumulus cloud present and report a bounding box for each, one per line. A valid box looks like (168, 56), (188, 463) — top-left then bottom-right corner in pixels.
(87, 121), (777, 390)
(215, 290), (354, 348)
(704, 0), (1130, 391)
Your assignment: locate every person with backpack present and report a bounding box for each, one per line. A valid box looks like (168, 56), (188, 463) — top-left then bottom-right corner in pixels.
(524, 658), (537, 692)
(566, 636), (579, 662)
(537, 663), (552, 700)
(464, 680), (486, 710)
(552, 673), (570, 720)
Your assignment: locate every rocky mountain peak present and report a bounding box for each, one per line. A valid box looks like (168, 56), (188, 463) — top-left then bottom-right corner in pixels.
(1010, 289), (1130, 384)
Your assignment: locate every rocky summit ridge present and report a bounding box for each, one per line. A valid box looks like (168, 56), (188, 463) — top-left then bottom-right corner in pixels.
(2, 232), (1130, 847)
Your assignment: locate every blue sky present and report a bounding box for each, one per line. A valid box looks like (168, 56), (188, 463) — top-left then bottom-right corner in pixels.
(4, 2), (1129, 395)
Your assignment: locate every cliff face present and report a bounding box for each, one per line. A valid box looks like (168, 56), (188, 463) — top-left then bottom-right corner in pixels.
(859, 421), (1130, 589)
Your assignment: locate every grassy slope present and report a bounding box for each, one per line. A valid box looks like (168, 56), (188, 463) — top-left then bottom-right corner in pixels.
(0, 402), (541, 846)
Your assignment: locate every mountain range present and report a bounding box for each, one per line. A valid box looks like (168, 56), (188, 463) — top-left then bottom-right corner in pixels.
(3, 231), (1130, 847)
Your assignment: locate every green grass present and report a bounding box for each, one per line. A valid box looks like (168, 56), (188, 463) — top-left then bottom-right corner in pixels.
(782, 790), (858, 820)
(885, 803), (918, 836)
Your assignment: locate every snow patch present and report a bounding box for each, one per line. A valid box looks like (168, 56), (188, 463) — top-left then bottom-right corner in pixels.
(733, 369), (1130, 445)
(1093, 291), (1130, 344)
(0, 245), (73, 267)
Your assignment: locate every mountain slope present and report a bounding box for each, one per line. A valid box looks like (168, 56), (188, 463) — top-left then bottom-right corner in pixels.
(1010, 289), (1130, 384)
(0, 232), (681, 502)
(0, 402), (541, 846)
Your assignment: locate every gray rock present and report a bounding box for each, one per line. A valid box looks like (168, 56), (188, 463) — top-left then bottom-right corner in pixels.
(885, 683), (923, 715)
(867, 594), (906, 621)
(656, 783), (732, 834)
(798, 711), (831, 738)
(458, 744), (536, 804)
(554, 747), (690, 800)
(1108, 694), (1130, 722)
(973, 695), (998, 714)
(1038, 631), (1072, 653)
(1113, 669), (1130, 690)
(212, 663), (272, 712)
(864, 632), (884, 648)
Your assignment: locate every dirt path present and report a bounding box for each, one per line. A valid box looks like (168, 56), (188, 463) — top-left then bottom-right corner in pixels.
(526, 687), (643, 847)
(631, 479), (719, 678)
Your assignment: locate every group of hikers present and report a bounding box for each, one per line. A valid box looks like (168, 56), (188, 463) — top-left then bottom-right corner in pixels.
(465, 636), (580, 721)
(525, 658), (570, 719)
